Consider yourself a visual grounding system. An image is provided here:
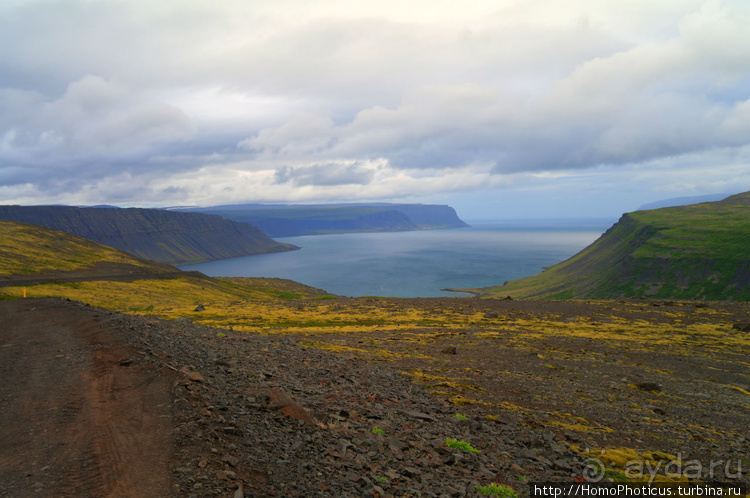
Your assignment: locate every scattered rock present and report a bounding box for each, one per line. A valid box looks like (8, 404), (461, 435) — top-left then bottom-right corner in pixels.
(401, 467), (419, 478)
(634, 382), (661, 392)
(404, 410), (437, 421)
(180, 365), (205, 383)
(441, 346), (457, 355)
(245, 388), (315, 426)
(387, 436), (408, 458)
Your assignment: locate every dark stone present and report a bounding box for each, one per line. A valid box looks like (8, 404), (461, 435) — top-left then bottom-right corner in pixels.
(634, 382), (662, 392)
(404, 410), (437, 421)
(357, 475), (373, 486)
(401, 467), (419, 478)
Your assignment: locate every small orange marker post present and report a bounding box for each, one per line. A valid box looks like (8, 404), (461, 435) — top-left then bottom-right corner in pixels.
(23, 288), (26, 298)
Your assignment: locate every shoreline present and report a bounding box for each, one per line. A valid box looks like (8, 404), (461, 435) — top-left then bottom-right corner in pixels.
(441, 288), (481, 297)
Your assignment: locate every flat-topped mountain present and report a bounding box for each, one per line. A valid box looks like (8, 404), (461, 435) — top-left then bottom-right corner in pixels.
(175, 203), (469, 237)
(476, 191), (750, 300)
(0, 205), (297, 265)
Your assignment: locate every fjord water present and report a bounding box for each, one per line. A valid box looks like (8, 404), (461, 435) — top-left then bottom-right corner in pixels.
(181, 219), (613, 298)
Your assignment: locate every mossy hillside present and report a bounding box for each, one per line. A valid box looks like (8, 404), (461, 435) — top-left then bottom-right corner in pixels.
(0, 220), (163, 276)
(476, 192), (750, 300)
(1, 276), (335, 309)
(0, 220), (333, 307)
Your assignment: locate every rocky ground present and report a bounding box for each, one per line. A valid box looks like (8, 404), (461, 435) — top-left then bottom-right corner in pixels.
(1, 296), (748, 497)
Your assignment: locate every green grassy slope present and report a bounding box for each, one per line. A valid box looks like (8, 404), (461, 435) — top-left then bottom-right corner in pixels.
(476, 192), (750, 300)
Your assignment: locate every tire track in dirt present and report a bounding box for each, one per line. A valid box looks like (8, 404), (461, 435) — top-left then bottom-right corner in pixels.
(0, 298), (175, 497)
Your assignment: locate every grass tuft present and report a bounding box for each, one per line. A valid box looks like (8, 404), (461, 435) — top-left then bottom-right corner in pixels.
(444, 438), (480, 454)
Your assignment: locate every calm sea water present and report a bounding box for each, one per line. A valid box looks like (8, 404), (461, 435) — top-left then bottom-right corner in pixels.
(180, 219), (614, 298)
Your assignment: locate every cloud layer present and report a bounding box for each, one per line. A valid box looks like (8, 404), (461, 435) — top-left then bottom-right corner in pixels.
(1, 0), (750, 215)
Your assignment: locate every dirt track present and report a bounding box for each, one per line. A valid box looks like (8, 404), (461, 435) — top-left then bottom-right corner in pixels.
(0, 298), (175, 497)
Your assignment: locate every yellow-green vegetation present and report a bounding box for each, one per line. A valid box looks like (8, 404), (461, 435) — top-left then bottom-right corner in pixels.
(475, 192), (750, 300)
(3, 276), (334, 311)
(496, 402), (530, 413)
(548, 421), (611, 433)
(546, 412), (614, 433)
(444, 438), (480, 454)
(728, 385), (750, 396)
(481, 315), (750, 356)
(402, 368), (486, 391)
(3, 278), (478, 335)
(447, 395), (494, 407)
(298, 339), (431, 361)
(0, 220), (155, 275)
(585, 447), (689, 483)
(400, 369), (462, 383)
(475, 483), (519, 497)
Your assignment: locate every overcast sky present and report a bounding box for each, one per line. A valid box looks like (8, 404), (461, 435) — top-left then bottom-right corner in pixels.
(2, 0), (750, 219)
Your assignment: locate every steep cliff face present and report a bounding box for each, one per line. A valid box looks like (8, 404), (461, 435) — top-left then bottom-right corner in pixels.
(178, 203), (469, 237)
(478, 192), (750, 301)
(382, 204), (469, 229)
(227, 209), (418, 237)
(0, 206), (297, 265)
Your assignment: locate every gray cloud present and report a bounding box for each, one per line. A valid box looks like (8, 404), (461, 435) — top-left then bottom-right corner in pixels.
(0, 75), (195, 186)
(1, 0), (750, 210)
(274, 162), (376, 187)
